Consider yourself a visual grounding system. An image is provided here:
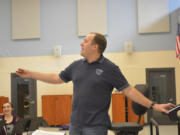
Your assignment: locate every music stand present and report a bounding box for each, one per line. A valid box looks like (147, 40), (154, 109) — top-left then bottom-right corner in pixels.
(168, 104), (180, 135)
(12, 118), (31, 135)
(28, 117), (49, 131)
(38, 117), (49, 127)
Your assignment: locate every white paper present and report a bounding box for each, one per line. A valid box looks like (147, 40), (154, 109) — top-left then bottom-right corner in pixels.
(32, 130), (65, 135)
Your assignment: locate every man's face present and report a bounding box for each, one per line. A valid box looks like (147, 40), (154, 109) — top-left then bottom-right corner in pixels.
(80, 34), (97, 57)
(2, 103), (13, 115)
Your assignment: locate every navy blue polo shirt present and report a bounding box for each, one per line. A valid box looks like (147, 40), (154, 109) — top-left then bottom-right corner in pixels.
(59, 55), (129, 127)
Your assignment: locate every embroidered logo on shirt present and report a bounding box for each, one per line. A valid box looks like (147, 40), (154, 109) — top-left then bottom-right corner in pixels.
(96, 69), (104, 75)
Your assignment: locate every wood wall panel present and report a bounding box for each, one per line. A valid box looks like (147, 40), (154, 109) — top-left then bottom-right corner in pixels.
(42, 95), (72, 125)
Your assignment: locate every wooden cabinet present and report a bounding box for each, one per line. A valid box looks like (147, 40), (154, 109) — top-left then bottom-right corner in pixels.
(42, 95), (72, 125)
(112, 93), (144, 125)
(112, 93), (126, 123)
(0, 96), (9, 113)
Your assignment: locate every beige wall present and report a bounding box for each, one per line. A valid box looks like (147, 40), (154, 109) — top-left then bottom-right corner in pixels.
(0, 50), (180, 121)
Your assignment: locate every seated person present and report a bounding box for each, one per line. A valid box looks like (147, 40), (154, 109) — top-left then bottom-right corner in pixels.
(0, 102), (22, 135)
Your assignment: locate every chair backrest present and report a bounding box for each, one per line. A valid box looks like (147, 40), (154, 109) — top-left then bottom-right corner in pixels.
(132, 84), (149, 123)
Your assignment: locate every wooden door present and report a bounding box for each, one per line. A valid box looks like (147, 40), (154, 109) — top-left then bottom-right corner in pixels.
(0, 97), (9, 113)
(146, 68), (176, 124)
(42, 95), (72, 125)
(11, 73), (37, 118)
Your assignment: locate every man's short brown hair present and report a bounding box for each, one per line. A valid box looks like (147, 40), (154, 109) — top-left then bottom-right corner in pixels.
(91, 32), (107, 54)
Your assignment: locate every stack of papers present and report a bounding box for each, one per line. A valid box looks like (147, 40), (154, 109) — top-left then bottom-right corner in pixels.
(32, 129), (65, 135)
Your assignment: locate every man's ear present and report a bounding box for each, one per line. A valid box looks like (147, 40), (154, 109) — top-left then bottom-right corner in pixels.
(93, 44), (99, 50)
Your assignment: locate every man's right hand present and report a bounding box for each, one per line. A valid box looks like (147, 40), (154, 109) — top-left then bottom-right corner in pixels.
(16, 68), (32, 78)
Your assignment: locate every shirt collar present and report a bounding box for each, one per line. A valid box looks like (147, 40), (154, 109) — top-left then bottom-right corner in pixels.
(82, 55), (105, 64)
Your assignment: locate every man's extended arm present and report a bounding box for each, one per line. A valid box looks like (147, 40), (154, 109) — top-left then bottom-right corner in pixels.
(122, 86), (174, 114)
(16, 68), (64, 84)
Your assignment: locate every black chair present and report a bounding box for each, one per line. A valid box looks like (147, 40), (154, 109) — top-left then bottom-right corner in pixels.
(109, 84), (149, 135)
(149, 104), (180, 135)
(28, 117), (49, 131)
(12, 118), (31, 135)
(168, 104), (180, 135)
(149, 118), (160, 135)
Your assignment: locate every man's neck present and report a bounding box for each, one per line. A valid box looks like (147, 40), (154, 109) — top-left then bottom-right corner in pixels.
(86, 53), (101, 63)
